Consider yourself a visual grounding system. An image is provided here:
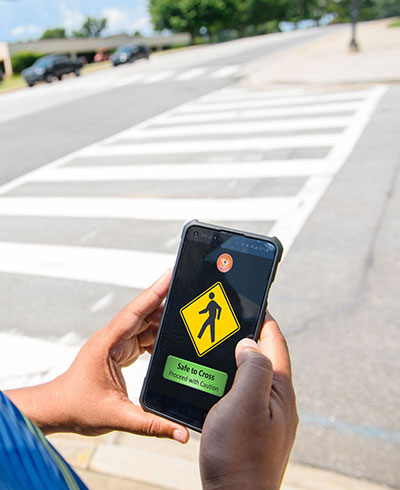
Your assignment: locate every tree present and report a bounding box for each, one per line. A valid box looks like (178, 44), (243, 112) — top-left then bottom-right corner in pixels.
(323, 0), (394, 22)
(371, 0), (400, 17)
(72, 17), (107, 38)
(150, 0), (229, 37)
(40, 27), (67, 40)
(150, 0), (290, 38)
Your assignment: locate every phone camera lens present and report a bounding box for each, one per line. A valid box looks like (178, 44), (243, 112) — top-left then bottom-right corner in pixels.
(213, 234), (222, 243)
(193, 231), (199, 237)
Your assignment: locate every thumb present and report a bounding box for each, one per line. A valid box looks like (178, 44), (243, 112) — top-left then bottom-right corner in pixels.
(115, 400), (190, 444)
(229, 338), (273, 407)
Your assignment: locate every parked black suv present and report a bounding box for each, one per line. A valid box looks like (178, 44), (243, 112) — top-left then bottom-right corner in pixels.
(111, 44), (151, 66)
(21, 54), (84, 87)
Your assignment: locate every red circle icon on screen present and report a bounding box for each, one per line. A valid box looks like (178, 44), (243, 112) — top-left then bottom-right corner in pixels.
(217, 253), (233, 273)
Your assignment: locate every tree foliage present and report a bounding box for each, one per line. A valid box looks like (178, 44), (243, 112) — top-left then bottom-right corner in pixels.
(150, 0), (400, 39)
(40, 28), (67, 40)
(150, 0), (292, 37)
(72, 17), (107, 38)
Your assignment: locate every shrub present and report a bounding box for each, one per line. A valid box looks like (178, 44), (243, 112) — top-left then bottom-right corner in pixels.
(11, 52), (43, 74)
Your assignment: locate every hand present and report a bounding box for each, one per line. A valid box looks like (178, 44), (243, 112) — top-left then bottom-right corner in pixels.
(200, 314), (298, 490)
(5, 270), (189, 444)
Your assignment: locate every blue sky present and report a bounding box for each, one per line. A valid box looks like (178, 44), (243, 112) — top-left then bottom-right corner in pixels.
(0, 0), (153, 42)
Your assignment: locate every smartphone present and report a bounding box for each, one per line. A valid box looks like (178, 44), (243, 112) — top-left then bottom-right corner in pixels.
(140, 220), (283, 432)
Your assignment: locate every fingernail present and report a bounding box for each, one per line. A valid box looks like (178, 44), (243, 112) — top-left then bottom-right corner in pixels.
(173, 429), (187, 444)
(156, 269), (172, 283)
(238, 338), (258, 350)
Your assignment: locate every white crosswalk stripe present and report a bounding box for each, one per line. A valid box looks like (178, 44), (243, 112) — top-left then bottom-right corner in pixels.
(0, 196), (295, 221)
(175, 67), (208, 80)
(0, 83), (386, 388)
(29, 160), (330, 182)
(176, 91), (371, 112)
(0, 242), (174, 290)
(209, 65), (241, 79)
(84, 135), (340, 156)
(123, 117), (351, 138)
(145, 70), (175, 83)
(161, 102), (361, 124)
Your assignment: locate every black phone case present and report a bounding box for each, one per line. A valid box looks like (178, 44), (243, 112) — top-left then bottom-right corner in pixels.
(139, 220), (283, 432)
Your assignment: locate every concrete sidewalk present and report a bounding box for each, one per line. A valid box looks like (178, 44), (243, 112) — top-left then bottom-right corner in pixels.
(246, 19), (400, 86)
(49, 432), (389, 490)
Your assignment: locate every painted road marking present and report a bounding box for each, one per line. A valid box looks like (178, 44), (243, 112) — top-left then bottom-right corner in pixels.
(115, 73), (148, 87)
(175, 67), (208, 81)
(29, 159), (330, 182)
(177, 91), (371, 112)
(0, 242), (175, 289)
(90, 292), (115, 313)
(124, 117), (351, 138)
(84, 135), (339, 156)
(145, 70), (174, 83)
(201, 87), (307, 100)
(0, 196), (296, 221)
(268, 85), (387, 254)
(162, 102), (361, 124)
(209, 65), (240, 79)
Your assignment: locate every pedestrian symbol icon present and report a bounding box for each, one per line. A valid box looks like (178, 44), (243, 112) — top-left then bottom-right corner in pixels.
(180, 282), (241, 357)
(198, 292), (221, 343)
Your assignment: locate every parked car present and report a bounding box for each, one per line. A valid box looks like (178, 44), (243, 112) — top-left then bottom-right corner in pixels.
(21, 54), (84, 87)
(110, 44), (151, 66)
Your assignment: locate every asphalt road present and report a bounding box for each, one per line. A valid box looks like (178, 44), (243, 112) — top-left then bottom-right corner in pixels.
(0, 25), (399, 488)
(271, 86), (400, 487)
(0, 26), (334, 184)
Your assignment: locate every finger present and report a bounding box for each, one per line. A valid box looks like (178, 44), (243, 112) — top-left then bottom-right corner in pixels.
(138, 325), (158, 347)
(145, 305), (164, 325)
(259, 313), (292, 380)
(130, 269), (172, 320)
(116, 401), (189, 444)
(235, 337), (260, 363)
(108, 270), (172, 340)
(228, 338), (273, 409)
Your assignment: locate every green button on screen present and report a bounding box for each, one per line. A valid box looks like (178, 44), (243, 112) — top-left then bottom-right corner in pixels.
(163, 355), (228, 397)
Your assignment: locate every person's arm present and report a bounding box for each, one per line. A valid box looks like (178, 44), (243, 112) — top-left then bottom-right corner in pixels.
(200, 313), (298, 490)
(217, 304), (222, 320)
(5, 270), (189, 444)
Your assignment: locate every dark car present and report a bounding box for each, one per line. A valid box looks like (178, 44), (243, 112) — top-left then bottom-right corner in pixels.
(111, 44), (150, 66)
(21, 54), (84, 87)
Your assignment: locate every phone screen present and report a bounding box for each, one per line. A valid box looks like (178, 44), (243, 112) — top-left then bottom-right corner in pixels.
(141, 223), (280, 430)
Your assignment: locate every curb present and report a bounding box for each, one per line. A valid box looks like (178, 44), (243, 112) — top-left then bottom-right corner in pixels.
(49, 433), (391, 490)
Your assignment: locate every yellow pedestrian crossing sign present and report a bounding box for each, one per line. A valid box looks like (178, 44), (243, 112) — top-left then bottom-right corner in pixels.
(180, 282), (241, 357)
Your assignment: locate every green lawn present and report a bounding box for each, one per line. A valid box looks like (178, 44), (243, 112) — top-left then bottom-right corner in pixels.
(388, 18), (400, 28)
(0, 74), (26, 93)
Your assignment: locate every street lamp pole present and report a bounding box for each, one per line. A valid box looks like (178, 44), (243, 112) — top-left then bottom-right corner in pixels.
(349, 0), (359, 51)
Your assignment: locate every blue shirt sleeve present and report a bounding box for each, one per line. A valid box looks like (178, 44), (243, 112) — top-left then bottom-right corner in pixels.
(0, 391), (88, 490)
